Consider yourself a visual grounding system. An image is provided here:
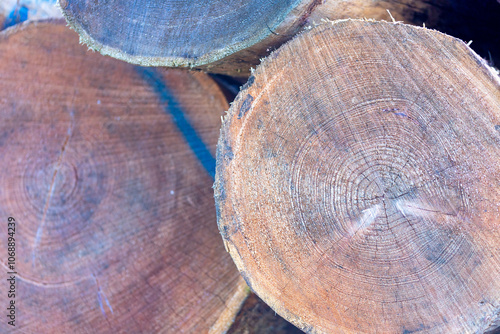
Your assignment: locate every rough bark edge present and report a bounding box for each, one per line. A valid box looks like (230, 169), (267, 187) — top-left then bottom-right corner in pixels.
(214, 18), (500, 334)
(209, 277), (251, 334)
(483, 308), (500, 334)
(57, 0), (321, 75)
(290, 18), (500, 86)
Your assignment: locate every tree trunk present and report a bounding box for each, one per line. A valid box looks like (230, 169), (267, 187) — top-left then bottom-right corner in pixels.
(215, 19), (500, 334)
(59, 0), (500, 77)
(0, 20), (247, 333)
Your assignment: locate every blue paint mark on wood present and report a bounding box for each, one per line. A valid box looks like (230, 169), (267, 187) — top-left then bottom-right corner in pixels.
(4, 6), (29, 29)
(138, 67), (216, 180)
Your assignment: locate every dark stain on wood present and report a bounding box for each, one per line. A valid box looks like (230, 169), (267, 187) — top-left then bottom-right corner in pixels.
(238, 94), (254, 119)
(242, 75), (255, 90)
(138, 67), (216, 180)
(402, 323), (427, 334)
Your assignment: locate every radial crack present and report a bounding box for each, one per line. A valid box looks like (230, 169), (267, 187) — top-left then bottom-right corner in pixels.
(395, 199), (457, 218)
(348, 204), (380, 237)
(32, 111), (74, 265)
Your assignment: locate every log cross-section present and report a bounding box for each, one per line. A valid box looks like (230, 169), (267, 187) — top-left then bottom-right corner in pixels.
(58, 0), (500, 77)
(215, 19), (500, 334)
(0, 20), (247, 334)
(58, 0), (319, 76)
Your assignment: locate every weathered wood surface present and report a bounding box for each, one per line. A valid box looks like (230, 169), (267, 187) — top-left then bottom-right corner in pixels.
(215, 19), (500, 334)
(59, 0), (316, 77)
(0, 20), (247, 333)
(59, 0), (500, 77)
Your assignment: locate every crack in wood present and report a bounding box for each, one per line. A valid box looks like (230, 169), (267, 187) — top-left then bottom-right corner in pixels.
(32, 110), (74, 266)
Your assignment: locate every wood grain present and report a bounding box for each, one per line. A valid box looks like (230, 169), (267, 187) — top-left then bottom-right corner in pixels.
(0, 20), (247, 333)
(58, 0), (500, 77)
(215, 19), (500, 334)
(310, 0), (500, 69)
(58, 0), (318, 77)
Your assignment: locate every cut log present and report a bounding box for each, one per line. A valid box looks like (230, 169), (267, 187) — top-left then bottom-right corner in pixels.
(0, 20), (247, 333)
(59, 0), (500, 77)
(215, 19), (500, 334)
(59, 0), (317, 77)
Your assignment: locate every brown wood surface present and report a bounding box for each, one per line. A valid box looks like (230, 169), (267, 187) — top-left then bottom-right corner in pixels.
(215, 19), (500, 334)
(0, 20), (247, 333)
(310, 0), (500, 69)
(59, 0), (500, 77)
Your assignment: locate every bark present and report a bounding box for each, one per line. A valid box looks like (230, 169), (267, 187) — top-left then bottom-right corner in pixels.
(215, 19), (500, 334)
(0, 20), (247, 333)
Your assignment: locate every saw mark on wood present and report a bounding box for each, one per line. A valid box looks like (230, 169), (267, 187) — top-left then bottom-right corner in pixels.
(92, 273), (114, 318)
(347, 205), (381, 237)
(395, 200), (458, 218)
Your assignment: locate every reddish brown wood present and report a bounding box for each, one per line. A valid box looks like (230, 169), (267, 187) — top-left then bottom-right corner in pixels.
(0, 20), (247, 333)
(215, 19), (500, 334)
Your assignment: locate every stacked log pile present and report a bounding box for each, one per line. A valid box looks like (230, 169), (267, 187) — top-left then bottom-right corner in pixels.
(0, 1), (499, 333)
